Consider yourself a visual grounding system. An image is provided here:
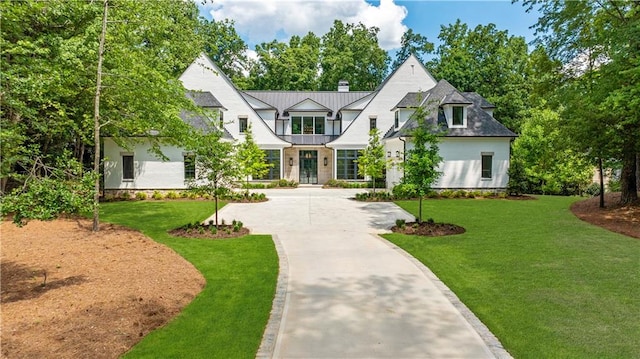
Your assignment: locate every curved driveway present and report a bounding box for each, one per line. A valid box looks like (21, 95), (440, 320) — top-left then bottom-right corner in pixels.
(214, 188), (507, 359)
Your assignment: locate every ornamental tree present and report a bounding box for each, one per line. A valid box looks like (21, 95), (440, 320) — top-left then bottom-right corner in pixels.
(358, 129), (388, 193)
(236, 124), (271, 195)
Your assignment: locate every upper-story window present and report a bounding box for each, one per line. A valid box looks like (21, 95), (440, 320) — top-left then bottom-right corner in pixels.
(394, 111), (399, 129)
(239, 116), (248, 133)
(292, 116), (324, 135)
(453, 106), (464, 126)
(369, 116), (377, 130)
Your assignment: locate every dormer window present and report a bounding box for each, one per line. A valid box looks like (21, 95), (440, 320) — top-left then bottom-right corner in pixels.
(453, 106), (464, 126)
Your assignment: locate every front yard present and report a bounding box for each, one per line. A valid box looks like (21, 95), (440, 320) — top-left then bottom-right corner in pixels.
(386, 196), (640, 358)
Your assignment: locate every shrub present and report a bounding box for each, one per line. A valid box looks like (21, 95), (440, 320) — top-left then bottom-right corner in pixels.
(135, 192), (148, 200)
(395, 218), (406, 229)
(392, 183), (418, 199)
(584, 182), (600, 197)
(439, 190), (455, 198)
(453, 190), (467, 198)
(120, 191), (131, 200)
(232, 220), (243, 232)
(103, 194), (115, 202)
(152, 191), (163, 200)
(354, 191), (391, 201)
(276, 179), (298, 188)
(166, 191), (179, 199)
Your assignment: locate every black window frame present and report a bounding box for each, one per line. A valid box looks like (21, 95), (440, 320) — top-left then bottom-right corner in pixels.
(394, 111), (399, 128)
(122, 155), (134, 180)
(370, 117), (377, 131)
(453, 106), (464, 126)
(239, 117), (248, 133)
(481, 154), (493, 179)
(256, 149), (281, 180)
(336, 149), (363, 180)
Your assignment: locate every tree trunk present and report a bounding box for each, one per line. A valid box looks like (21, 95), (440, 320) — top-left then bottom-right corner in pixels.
(92, 0), (108, 232)
(418, 196), (423, 223)
(620, 138), (638, 205)
(598, 157), (605, 208)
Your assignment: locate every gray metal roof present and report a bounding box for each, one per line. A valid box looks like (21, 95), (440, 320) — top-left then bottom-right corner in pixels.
(242, 91), (371, 120)
(384, 80), (516, 139)
(186, 91), (225, 109)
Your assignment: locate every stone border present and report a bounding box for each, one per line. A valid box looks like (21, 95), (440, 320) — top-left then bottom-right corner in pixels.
(376, 235), (514, 359)
(255, 234), (288, 359)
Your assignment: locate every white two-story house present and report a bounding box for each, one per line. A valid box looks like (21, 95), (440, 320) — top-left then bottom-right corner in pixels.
(103, 53), (516, 192)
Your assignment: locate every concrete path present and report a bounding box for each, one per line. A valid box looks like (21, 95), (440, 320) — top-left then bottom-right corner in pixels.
(211, 187), (508, 359)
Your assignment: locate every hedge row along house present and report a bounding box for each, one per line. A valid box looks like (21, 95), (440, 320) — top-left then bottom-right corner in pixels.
(103, 54), (516, 193)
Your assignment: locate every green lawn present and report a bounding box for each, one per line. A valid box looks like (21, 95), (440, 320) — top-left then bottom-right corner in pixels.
(100, 200), (278, 359)
(387, 196), (640, 359)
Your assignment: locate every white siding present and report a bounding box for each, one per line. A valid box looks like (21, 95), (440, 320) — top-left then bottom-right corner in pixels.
(330, 55), (437, 147)
(104, 138), (189, 190)
(384, 138), (406, 188)
(385, 137), (512, 190)
(179, 54), (289, 147)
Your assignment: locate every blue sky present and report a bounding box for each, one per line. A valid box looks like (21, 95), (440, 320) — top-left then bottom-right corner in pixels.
(198, 0), (540, 57)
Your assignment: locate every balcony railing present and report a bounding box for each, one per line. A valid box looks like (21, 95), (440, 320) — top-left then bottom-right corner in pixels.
(278, 134), (339, 145)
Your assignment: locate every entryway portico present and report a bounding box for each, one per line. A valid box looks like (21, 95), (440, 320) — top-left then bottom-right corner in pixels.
(283, 147), (333, 185)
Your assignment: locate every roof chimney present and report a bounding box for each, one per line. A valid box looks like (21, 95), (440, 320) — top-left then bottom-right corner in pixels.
(338, 80), (349, 92)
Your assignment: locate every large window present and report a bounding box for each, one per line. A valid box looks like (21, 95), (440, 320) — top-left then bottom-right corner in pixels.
(256, 150), (280, 180)
(482, 153), (493, 179)
(122, 155), (134, 180)
(184, 155), (196, 180)
(336, 150), (363, 180)
(453, 106), (464, 126)
(291, 116), (324, 135)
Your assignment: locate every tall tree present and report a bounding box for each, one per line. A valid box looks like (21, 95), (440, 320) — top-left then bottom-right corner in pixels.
(200, 18), (251, 88)
(428, 20), (531, 131)
(523, 0), (640, 204)
(1, 0), (205, 227)
(250, 33), (321, 90)
(319, 20), (390, 91)
(391, 29), (434, 72)
(358, 129), (388, 193)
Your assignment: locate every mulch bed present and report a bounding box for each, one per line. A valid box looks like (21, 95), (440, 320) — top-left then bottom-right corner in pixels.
(570, 193), (640, 239)
(391, 222), (466, 236)
(168, 224), (250, 239)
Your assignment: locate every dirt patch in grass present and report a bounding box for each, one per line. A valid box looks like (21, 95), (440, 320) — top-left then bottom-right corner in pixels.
(1, 218), (205, 359)
(570, 192), (640, 239)
(391, 222), (466, 236)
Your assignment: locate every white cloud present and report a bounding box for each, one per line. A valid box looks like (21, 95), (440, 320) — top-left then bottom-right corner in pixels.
(202, 0), (408, 50)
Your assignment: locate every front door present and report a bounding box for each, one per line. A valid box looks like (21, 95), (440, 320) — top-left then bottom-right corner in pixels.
(299, 150), (318, 184)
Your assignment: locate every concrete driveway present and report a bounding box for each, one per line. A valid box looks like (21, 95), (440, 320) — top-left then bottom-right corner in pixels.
(213, 187), (509, 359)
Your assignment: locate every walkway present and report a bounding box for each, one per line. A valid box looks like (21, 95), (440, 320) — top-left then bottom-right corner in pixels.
(214, 188), (508, 359)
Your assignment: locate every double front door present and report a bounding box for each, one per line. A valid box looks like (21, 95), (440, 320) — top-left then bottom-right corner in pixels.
(299, 150), (318, 184)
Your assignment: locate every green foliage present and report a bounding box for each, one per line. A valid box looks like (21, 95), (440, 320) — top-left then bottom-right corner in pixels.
(354, 191), (392, 202)
(1, 157), (96, 225)
(391, 28), (434, 72)
(427, 20), (531, 131)
(99, 201), (277, 358)
(236, 125), (270, 194)
(165, 191), (179, 200)
(319, 20), (390, 91)
(391, 183), (418, 199)
(402, 97), (443, 222)
(390, 196), (640, 358)
(151, 191), (163, 200)
(323, 179), (371, 188)
(200, 18), (250, 87)
(135, 192), (147, 200)
(250, 33), (321, 90)
(358, 129), (389, 193)
(510, 107), (593, 195)
(395, 218), (406, 229)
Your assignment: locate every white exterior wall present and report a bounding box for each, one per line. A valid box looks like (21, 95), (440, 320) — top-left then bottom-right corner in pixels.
(103, 138), (190, 190)
(179, 54), (289, 148)
(256, 109), (277, 132)
(384, 138), (406, 187)
(385, 137), (512, 190)
(330, 55), (437, 147)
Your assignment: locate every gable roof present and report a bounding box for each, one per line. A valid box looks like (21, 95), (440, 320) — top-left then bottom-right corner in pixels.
(462, 92), (496, 108)
(385, 79), (516, 139)
(242, 91), (371, 120)
(179, 111), (233, 140)
(391, 92), (430, 110)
